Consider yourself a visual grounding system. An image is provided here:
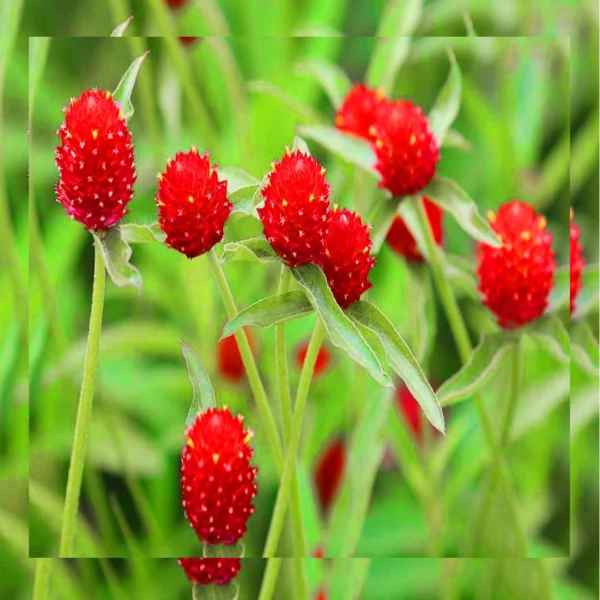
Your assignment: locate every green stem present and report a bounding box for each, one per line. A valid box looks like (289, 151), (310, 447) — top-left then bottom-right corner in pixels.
(415, 196), (527, 557)
(257, 558), (282, 600)
(32, 559), (52, 600)
(275, 266), (293, 441)
(263, 319), (325, 557)
(59, 241), (106, 556)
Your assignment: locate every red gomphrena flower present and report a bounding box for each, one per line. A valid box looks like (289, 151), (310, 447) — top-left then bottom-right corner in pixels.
(257, 150), (330, 268)
(295, 341), (330, 376)
(570, 208), (584, 315)
(178, 558), (241, 586)
(217, 330), (257, 383)
(156, 148), (232, 259)
(386, 197), (443, 262)
(477, 200), (555, 329)
(181, 408), (258, 545)
(335, 84), (386, 142)
(314, 438), (346, 513)
(55, 89), (136, 231)
(165, 0), (188, 8)
(318, 207), (376, 309)
(371, 100), (440, 197)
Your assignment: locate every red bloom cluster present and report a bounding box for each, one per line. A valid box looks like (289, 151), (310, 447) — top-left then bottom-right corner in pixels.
(570, 209), (584, 315)
(258, 150), (330, 268)
(181, 408), (258, 545)
(156, 149), (232, 258)
(217, 330), (257, 383)
(477, 201), (555, 329)
(386, 197), (443, 261)
(295, 341), (330, 376)
(335, 84), (386, 141)
(314, 438), (346, 513)
(55, 89), (136, 231)
(178, 558), (241, 586)
(319, 207), (376, 309)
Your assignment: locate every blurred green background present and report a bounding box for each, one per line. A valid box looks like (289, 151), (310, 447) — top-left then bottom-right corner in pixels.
(0, 0), (598, 598)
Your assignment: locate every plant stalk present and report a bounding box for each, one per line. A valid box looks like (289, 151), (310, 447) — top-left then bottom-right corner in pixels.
(32, 559), (52, 600)
(257, 558), (282, 600)
(275, 265), (293, 441)
(59, 241), (106, 556)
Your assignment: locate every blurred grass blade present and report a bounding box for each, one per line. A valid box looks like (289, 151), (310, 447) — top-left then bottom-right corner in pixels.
(222, 237), (278, 264)
(442, 128), (473, 151)
(248, 81), (323, 123)
(111, 15), (133, 37)
(347, 300), (444, 433)
(428, 48), (462, 141)
(571, 322), (599, 376)
(422, 176), (501, 246)
(407, 264), (437, 363)
(571, 109), (599, 200)
(29, 38), (51, 111)
(444, 254), (478, 300)
(113, 51), (149, 120)
(295, 58), (352, 108)
(180, 340), (216, 424)
(574, 263), (599, 318)
(0, 0), (24, 75)
(437, 333), (515, 407)
(291, 264), (393, 388)
(547, 265), (569, 313)
(368, 192), (400, 253)
(292, 135), (310, 154)
(93, 229), (141, 293)
(222, 291), (314, 338)
(120, 222), (165, 244)
(526, 315), (570, 365)
(297, 124), (378, 175)
(571, 383), (600, 439)
(366, 0), (423, 94)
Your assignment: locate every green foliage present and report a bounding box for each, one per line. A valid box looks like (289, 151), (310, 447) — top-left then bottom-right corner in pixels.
(181, 341), (217, 425)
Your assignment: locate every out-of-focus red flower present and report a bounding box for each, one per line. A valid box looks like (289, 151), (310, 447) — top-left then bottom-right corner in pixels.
(178, 558), (241, 586)
(165, 0), (188, 8)
(178, 36), (201, 46)
(295, 341), (330, 376)
(217, 330), (257, 383)
(314, 438), (346, 513)
(570, 208), (584, 315)
(335, 83), (386, 142)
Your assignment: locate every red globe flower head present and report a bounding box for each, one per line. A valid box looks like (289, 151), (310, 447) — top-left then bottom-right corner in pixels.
(335, 84), (386, 142)
(372, 100), (440, 197)
(257, 149), (330, 267)
(386, 197), (443, 262)
(314, 438), (346, 513)
(181, 407), (258, 545)
(570, 208), (584, 315)
(477, 201), (555, 329)
(178, 558), (241, 586)
(295, 341), (330, 376)
(55, 89), (136, 231)
(318, 207), (376, 309)
(165, 0), (188, 8)
(217, 330), (257, 383)
(156, 148), (232, 259)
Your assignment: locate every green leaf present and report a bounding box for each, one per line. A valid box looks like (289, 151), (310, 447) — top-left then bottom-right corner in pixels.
(297, 124), (377, 175)
(29, 38), (51, 108)
(111, 15), (133, 37)
(571, 322), (599, 377)
(222, 237), (278, 264)
(219, 167), (261, 216)
(574, 263), (599, 319)
(248, 81), (322, 123)
(221, 291), (314, 338)
(368, 193), (400, 253)
(295, 58), (351, 108)
(442, 128), (473, 152)
(571, 384), (600, 439)
(526, 315), (570, 365)
(92, 228), (141, 293)
(422, 175), (501, 246)
(113, 51), (149, 120)
(292, 135), (310, 154)
(180, 340), (216, 426)
(428, 48), (462, 141)
(366, 0), (423, 94)
(406, 264), (437, 363)
(120, 222), (165, 244)
(219, 167), (259, 194)
(347, 300), (444, 433)
(445, 254), (478, 300)
(193, 583), (239, 600)
(547, 265), (569, 313)
(203, 541), (244, 558)
(437, 333), (516, 407)
(291, 264), (393, 388)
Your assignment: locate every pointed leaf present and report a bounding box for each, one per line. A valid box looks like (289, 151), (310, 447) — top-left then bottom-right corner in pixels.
(347, 300), (444, 433)
(111, 16), (133, 37)
(422, 175), (501, 246)
(442, 128), (473, 152)
(295, 58), (352, 108)
(248, 81), (322, 123)
(193, 583), (239, 600)
(120, 222), (165, 244)
(292, 135), (310, 154)
(437, 333), (516, 407)
(571, 322), (599, 376)
(92, 228), (141, 293)
(296, 125), (377, 175)
(366, 0), (423, 94)
(526, 315), (570, 365)
(221, 237), (278, 264)
(428, 48), (462, 141)
(203, 541), (244, 558)
(180, 340), (216, 426)
(291, 264), (393, 388)
(222, 291), (314, 338)
(113, 51), (149, 120)
(218, 167), (260, 215)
